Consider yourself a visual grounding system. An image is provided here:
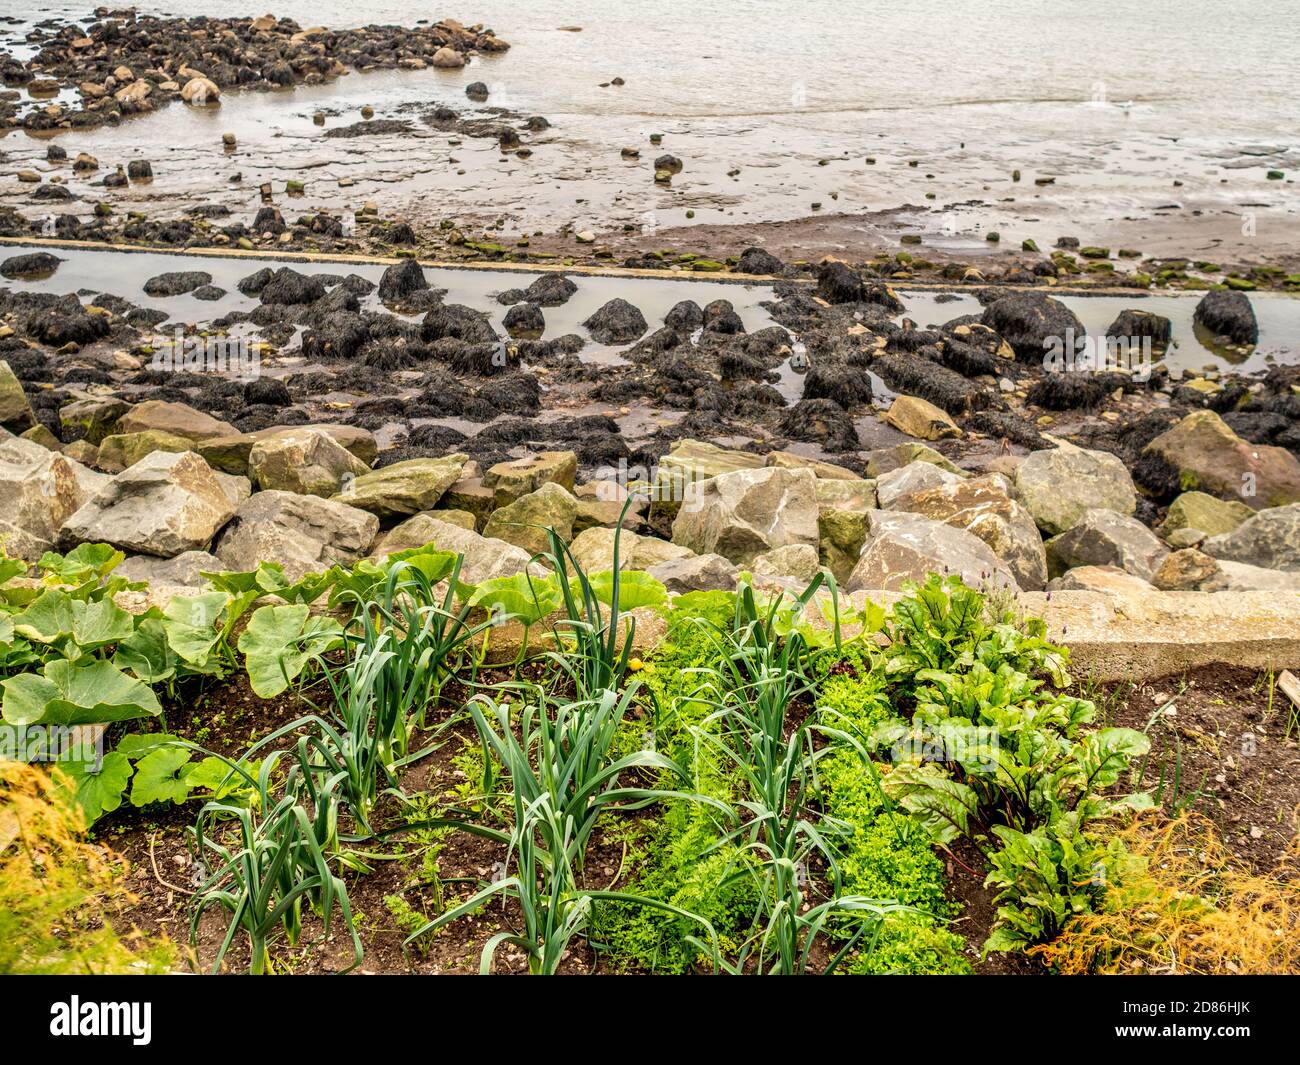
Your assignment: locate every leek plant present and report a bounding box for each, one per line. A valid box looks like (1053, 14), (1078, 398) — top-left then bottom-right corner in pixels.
(542, 502), (638, 700)
(188, 754), (362, 975)
(405, 687), (725, 973)
(690, 575), (904, 973)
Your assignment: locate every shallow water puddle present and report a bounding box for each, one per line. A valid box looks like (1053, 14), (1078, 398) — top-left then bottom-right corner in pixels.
(2, 243), (1297, 378)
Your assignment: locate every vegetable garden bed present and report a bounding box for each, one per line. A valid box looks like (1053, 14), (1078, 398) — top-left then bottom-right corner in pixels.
(3, 521), (1297, 976)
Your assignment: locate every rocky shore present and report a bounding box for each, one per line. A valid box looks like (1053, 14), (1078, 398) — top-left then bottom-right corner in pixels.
(0, 9), (506, 131)
(1, 244), (1298, 613)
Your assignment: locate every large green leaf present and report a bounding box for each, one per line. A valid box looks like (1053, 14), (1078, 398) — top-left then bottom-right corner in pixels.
(129, 747), (194, 807)
(37, 543), (125, 583)
(71, 597), (136, 651)
(578, 570), (668, 612)
(237, 604), (343, 698)
(1, 659), (162, 726)
(160, 591), (230, 665)
(112, 616), (179, 684)
(466, 573), (561, 626)
(51, 751), (133, 824)
(12, 588), (76, 644)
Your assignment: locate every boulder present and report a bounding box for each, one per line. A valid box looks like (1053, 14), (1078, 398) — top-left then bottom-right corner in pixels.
(96, 429), (193, 473)
(752, 543), (821, 582)
(884, 395), (961, 441)
(180, 76), (220, 104)
(583, 298), (648, 344)
(1157, 491), (1254, 540)
(485, 451), (577, 507)
(649, 439), (764, 533)
(332, 454), (468, 519)
(670, 467), (819, 564)
(61, 451), (236, 558)
(371, 514), (538, 583)
(0, 361), (35, 432)
(846, 510), (1017, 593)
(1143, 410), (1300, 510)
(1202, 505), (1300, 571)
(814, 476), (878, 513)
(818, 508), (867, 582)
(1047, 565), (1155, 595)
(896, 473), (1048, 590)
(765, 450), (861, 480)
(1045, 508), (1169, 581)
(114, 400), (235, 443)
(199, 423), (377, 475)
(876, 462), (962, 509)
(483, 482), (578, 556)
(214, 490), (377, 581)
(1151, 549), (1222, 591)
(647, 553), (739, 594)
(980, 292), (1085, 360)
(865, 442), (964, 478)
(431, 47), (466, 68)
(247, 427), (370, 496)
(1207, 560), (1300, 592)
(59, 397), (131, 445)
(117, 550), (221, 589)
(1193, 290), (1258, 346)
(0, 433), (108, 560)
(439, 469), (495, 530)
(1014, 444), (1136, 535)
(567, 526), (692, 573)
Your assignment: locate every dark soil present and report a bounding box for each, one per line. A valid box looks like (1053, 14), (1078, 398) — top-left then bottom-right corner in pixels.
(1093, 664), (1300, 872)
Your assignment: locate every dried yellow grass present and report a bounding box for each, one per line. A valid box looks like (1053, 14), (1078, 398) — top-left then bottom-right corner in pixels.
(1036, 811), (1299, 975)
(0, 759), (171, 974)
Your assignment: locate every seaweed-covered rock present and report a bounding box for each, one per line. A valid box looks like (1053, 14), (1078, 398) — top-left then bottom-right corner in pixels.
(1, 252), (61, 280)
(777, 398), (860, 452)
(980, 293), (1085, 361)
(524, 273), (577, 306)
(1193, 290), (1258, 346)
(143, 270), (212, 297)
(584, 298), (648, 344)
(502, 302), (545, 337)
(377, 258), (429, 303)
(735, 247), (785, 275)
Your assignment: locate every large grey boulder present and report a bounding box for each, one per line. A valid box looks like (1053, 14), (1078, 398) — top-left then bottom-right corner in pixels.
(1014, 444), (1136, 535)
(1045, 508), (1169, 581)
(671, 466), (819, 564)
(876, 461), (962, 509)
(895, 473), (1048, 590)
(371, 514), (539, 584)
(332, 454), (468, 519)
(1202, 505), (1300, 571)
(61, 451), (236, 558)
(845, 510), (1017, 593)
(567, 526), (692, 573)
(0, 433), (109, 560)
(646, 552), (739, 593)
(117, 550), (222, 589)
(247, 427), (370, 497)
(215, 490), (378, 581)
(648, 439), (764, 533)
